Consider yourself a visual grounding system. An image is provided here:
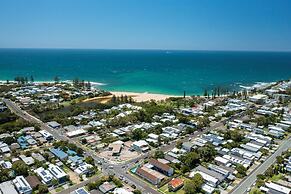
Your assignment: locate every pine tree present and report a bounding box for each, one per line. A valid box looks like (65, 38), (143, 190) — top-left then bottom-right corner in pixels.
(87, 81), (91, 89)
(54, 76), (60, 84)
(124, 95), (128, 103)
(204, 89), (208, 97)
(111, 95), (117, 104)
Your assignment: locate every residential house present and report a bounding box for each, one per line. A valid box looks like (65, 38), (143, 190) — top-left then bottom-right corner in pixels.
(136, 166), (166, 185)
(249, 94), (268, 104)
(168, 178), (184, 192)
(47, 121), (61, 129)
(261, 182), (291, 194)
(0, 141), (10, 153)
(25, 176), (41, 190)
(31, 153), (46, 162)
(0, 181), (18, 194)
(74, 163), (93, 175)
(182, 142), (194, 152)
(19, 155), (35, 166)
(70, 187), (90, 194)
(35, 167), (54, 185)
(190, 165), (225, 187)
(113, 188), (133, 194)
(149, 158), (174, 176)
(39, 130), (54, 141)
(99, 182), (116, 193)
(13, 176), (32, 194)
(214, 156), (231, 166)
(49, 148), (68, 161)
(131, 140), (149, 152)
(48, 164), (68, 183)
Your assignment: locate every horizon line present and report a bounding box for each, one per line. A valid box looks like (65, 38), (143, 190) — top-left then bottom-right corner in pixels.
(0, 47), (291, 53)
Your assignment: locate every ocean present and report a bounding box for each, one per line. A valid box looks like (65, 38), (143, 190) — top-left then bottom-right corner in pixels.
(0, 48), (290, 95)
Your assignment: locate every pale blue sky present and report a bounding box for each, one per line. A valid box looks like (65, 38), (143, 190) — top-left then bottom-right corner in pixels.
(0, 0), (290, 51)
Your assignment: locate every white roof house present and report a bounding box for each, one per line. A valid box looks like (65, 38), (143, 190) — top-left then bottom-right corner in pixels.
(48, 164), (67, 181)
(135, 140), (148, 146)
(0, 161), (12, 169)
(131, 140), (149, 152)
(268, 125), (285, 133)
(280, 120), (291, 126)
(201, 184), (215, 194)
(66, 129), (87, 137)
(74, 163), (93, 175)
(0, 181), (18, 194)
(0, 142), (10, 153)
(35, 167), (54, 185)
(19, 155), (35, 166)
(39, 130), (54, 140)
(249, 94), (268, 103)
(13, 176), (32, 194)
(47, 121), (61, 128)
(113, 188), (133, 194)
(265, 182), (291, 194)
(223, 154), (252, 168)
(247, 142), (263, 149)
(190, 171), (219, 187)
(245, 133), (272, 144)
(148, 133), (159, 140)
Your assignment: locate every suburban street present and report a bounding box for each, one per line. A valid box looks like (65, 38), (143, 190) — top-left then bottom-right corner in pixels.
(230, 136), (291, 194)
(4, 99), (160, 194)
(57, 174), (103, 194)
(4, 98), (229, 194)
(5, 98), (289, 194)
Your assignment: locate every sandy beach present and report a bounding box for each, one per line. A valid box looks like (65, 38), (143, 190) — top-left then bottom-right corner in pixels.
(110, 91), (179, 102)
(82, 91), (181, 103)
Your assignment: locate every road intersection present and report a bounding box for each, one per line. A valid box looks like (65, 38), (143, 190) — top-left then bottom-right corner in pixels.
(5, 98), (289, 194)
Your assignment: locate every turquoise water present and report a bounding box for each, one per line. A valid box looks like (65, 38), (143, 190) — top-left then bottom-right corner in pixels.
(0, 49), (291, 95)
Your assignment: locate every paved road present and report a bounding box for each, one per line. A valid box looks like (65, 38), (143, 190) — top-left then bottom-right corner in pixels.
(57, 174), (103, 194)
(4, 99), (159, 194)
(230, 136), (291, 194)
(4, 98), (254, 194)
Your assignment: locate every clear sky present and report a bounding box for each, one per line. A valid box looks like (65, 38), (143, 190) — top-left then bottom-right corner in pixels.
(0, 0), (290, 51)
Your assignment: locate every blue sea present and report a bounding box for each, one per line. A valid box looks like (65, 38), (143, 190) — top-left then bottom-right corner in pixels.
(0, 49), (291, 95)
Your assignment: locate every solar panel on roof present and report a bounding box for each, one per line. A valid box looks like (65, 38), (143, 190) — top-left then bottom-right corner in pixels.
(19, 177), (28, 187)
(41, 171), (47, 176)
(76, 188), (88, 194)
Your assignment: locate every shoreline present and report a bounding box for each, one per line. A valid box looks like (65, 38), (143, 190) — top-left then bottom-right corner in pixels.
(1, 79), (286, 100)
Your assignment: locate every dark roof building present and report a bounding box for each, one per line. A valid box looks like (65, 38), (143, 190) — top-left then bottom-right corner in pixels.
(25, 175), (41, 189)
(149, 158), (174, 176)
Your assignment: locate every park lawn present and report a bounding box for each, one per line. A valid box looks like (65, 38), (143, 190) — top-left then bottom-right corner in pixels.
(158, 176), (190, 194)
(55, 186), (64, 192)
(159, 184), (185, 194)
(63, 166), (70, 173)
(60, 101), (72, 107)
(270, 173), (283, 182)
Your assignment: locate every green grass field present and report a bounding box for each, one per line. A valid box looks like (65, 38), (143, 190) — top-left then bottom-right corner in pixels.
(159, 184), (185, 194)
(270, 173), (283, 182)
(158, 176), (189, 194)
